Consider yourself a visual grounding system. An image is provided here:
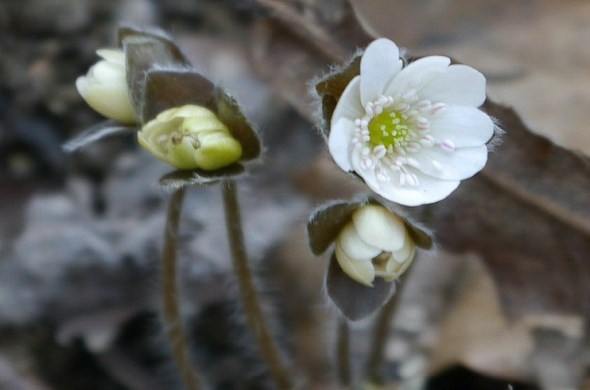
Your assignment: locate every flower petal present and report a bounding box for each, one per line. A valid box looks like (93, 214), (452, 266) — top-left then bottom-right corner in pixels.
(419, 64), (486, 107)
(390, 234), (415, 264)
(382, 239), (416, 282)
(412, 145), (488, 180)
(384, 56), (450, 97)
(331, 76), (363, 125)
(91, 60), (127, 84)
(77, 81), (136, 124)
(96, 49), (125, 66)
(337, 222), (382, 260)
(335, 242), (376, 287)
(328, 118), (355, 171)
(360, 38), (403, 106)
(362, 167), (460, 206)
(429, 106), (494, 147)
(352, 204), (406, 251)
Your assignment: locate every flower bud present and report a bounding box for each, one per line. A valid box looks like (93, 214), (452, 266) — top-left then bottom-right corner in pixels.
(76, 49), (137, 124)
(334, 204), (416, 286)
(137, 105), (243, 170)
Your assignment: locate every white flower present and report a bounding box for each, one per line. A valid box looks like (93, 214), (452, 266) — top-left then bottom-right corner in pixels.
(76, 49), (137, 124)
(137, 105), (242, 170)
(328, 39), (494, 206)
(334, 204), (415, 286)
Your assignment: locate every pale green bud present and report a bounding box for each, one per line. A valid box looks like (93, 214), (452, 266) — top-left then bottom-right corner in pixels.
(334, 204), (416, 286)
(76, 49), (137, 125)
(137, 105), (243, 170)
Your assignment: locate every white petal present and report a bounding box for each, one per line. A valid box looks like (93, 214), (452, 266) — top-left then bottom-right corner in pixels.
(352, 205), (406, 251)
(335, 243), (376, 287)
(390, 233), (415, 264)
(79, 82), (136, 124)
(360, 38), (403, 106)
(337, 222), (382, 260)
(96, 49), (126, 66)
(328, 118), (355, 171)
(331, 76), (363, 127)
(364, 168), (460, 206)
(75, 76), (89, 97)
(419, 64), (486, 107)
(412, 145), (488, 180)
(384, 56), (450, 97)
(91, 60), (127, 84)
(429, 106), (494, 147)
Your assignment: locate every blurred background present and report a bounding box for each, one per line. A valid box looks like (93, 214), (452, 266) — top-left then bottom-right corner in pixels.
(0, 0), (589, 389)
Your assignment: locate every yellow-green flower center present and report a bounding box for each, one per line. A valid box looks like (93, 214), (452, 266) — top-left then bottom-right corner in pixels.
(368, 110), (411, 149)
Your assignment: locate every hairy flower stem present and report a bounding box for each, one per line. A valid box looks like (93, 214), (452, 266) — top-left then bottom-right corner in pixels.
(363, 277), (408, 384)
(222, 179), (293, 389)
(337, 319), (351, 388)
(162, 187), (204, 390)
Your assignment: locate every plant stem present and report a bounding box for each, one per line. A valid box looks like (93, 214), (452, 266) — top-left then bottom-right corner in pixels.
(162, 187), (204, 390)
(337, 319), (351, 388)
(221, 179), (293, 390)
(363, 278), (407, 384)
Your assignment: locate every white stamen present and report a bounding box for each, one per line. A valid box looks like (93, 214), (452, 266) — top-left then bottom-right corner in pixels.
(420, 135), (435, 147)
(441, 139), (456, 152)
(416, 116), (428, 125)
(406, 143), (420, 153)
(373, 145), (387, 158)
(406, 173), (419, 187)
(430, 102), (446, 115)
(406, 157), (420, 168)
(361, 158), (373, 170)
(376, 170), (389, 182)
(417, 100), (431, 111)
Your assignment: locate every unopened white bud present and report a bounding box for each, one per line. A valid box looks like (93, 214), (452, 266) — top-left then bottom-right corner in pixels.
(76, 49), (137, 124)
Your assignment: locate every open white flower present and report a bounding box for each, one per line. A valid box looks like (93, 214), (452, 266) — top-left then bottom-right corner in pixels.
(76, 49), (137, 125)
(334, 204), (415, 286)
(328, 38), (494, 206)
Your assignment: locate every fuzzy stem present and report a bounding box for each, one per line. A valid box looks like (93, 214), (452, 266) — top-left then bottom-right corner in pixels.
(162, 187), (204, 390)
(221, 179), (293, 389)
(363, 278), (407, 384)
(337, 319), (351, 388)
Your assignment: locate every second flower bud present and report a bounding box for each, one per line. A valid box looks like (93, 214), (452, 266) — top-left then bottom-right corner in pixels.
(335, 204), (415, 286)
(137, 105), (243, 170)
